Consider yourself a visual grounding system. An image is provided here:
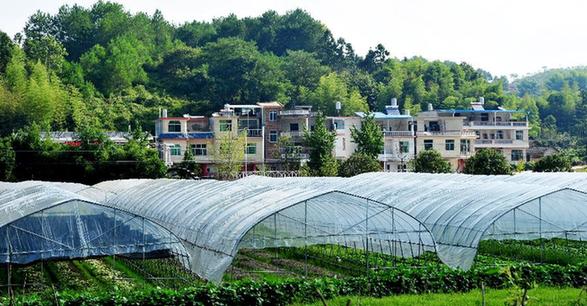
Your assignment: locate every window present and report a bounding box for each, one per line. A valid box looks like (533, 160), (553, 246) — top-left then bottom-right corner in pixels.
(290, 123), (299, 132)
(239, 119), (259, 129)
(269, 111), (277, 121)
(168, 121), (181, 132)
(428, 121), (440, 132)
(269, 130), (278, 143)
(399, 141), (409, 154)
(219, 120), (232, 132)
(445, 139), (455, 151)
(483, 133), (488, 139)
(245, 143), (257, 155)
(190, 123), (205, 131)
(342, 137), (346, 151)
(481, 113), (489, 122)
(497, 130), (504, 139)
(511, 150), (523, 161)
(170, 144), (181, 156)
(191, 144), (207, 156)
(460, 139), (471, 154)
(397, 164), (407, 172)
(516, 130), (524, 141)
(334, 119), (345, 130)
(424, 139), (433, 150)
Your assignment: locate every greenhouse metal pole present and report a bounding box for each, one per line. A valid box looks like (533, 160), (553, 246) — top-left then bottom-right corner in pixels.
(365, 199), (369, 274)
(392, 208), (396, 267)
(6, 226), (13, 302)
(304, 200), (308, 278)
(539, 197), (544, 262)
(418, 223), (422, 256)
(113, 208), (117, 278)
(274, 214), (278, 259)
(142, 217), (146, 288)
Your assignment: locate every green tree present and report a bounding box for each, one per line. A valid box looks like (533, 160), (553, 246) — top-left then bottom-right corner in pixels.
(214, 131), (246, 180)
(304, 115), (337, 176)
(411, 149), (451, 173)
(0, 137), (15, 180)
(80, 34), (150, 94)
(311, 72), (368, 115)
(339, 152), (381, 177)
(533, 152), (572, 172)
(0, 31), (14, 74)
(273, 135), (303, 171)
(170, 147), (201, 178)
(350, 114), (383, 158)
(463, 148), (512, 175)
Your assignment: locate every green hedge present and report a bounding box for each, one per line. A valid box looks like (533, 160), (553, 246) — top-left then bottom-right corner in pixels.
(6, 263), (587, 306)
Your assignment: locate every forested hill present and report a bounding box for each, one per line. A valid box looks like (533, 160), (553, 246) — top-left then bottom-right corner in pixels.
(0, 1), (585, 160)
(512, 67), (587, 97)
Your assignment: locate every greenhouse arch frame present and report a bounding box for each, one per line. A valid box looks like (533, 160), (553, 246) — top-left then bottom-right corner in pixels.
(100, 180), (438, 282)
(0, 184), (191, 268)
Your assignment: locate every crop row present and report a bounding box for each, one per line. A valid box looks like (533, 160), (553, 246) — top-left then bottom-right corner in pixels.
(5, 261), (587, 306)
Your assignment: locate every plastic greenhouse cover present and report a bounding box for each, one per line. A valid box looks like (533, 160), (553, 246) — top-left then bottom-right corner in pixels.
(0, 184), (188, 266)
(1, 172), (586, 281)
(237, 173), (587, 270)
(102, 178), (435, 282)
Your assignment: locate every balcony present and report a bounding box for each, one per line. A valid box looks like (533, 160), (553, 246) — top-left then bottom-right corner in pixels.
(416, 130), (477, 137)
(279, 110), (311, 116)
(383, 131), (414, 137)
(280, 153), (309, 160)
(467, 121), (528, 128)
(474, 139), (529, 148)
(240, 129), (263, 137)
(281, 131), (304, 137)
(378, 153), (413, 162)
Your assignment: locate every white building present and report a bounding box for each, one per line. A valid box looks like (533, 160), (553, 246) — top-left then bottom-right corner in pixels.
(357, 98), (416, 172)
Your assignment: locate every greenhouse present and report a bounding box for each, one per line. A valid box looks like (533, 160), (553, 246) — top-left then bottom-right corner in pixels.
(0, 183), (190, 271)
(101, 179), (436, 282)
(1, 172), (587, 284)
(239, 173), (587, 269)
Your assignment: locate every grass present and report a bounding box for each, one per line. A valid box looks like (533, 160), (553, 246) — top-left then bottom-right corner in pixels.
(478, 239), (587, 266)
(295, 286), (587, 306)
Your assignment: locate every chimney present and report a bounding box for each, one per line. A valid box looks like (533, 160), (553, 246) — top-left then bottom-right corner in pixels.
(391, 97), (398, 107)
(404, 109), (411, 116)
(427, 103), (434, 111)
(471, 97), (485, 110)
(162, 109), (168, 118)
(385, 97), (400, 115)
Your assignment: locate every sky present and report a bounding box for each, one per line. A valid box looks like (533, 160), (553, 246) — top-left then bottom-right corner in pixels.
(1, 0), (587, 78)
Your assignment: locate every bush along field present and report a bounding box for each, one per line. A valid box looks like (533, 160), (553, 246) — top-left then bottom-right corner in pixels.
(2, 239), (587, 305)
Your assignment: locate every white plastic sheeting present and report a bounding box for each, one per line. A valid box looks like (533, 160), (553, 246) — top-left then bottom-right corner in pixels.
(0, 184), (188, 266)
(102, 179), (436, 282)
(1, 172), (586, 282)
(238, 173), (587, 270)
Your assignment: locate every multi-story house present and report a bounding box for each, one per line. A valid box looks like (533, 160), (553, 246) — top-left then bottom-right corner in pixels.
(456, 98), (530, 164)
(156, 102), (291, 175)
(357, 98), (416, 172)
(415, 104), (477, 171)
(326, 116), (361, 160)
(210, 104), (265, 173)
(155, 110), (215, 175)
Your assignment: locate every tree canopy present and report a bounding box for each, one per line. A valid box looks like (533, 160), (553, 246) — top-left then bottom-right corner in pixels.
(411, 150), (452, 174)
(463, 148), (512, 175)
(0, 1), (586, 175)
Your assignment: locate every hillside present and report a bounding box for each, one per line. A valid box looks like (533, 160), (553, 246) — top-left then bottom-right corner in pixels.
(0, 1), (585, 162)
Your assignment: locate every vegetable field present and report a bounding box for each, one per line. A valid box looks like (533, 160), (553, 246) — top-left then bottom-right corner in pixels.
(2, 239), (587, 305)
